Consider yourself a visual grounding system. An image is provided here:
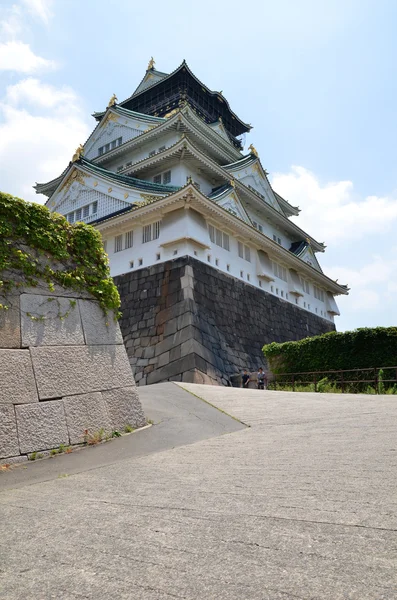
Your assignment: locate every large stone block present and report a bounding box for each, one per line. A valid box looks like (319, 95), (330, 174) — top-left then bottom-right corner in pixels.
(20, 294), (85, 347)
(0, 405), (19, 459)
(16, 401), (69, 453)
(0, 349), (38, 405)
(63, 392), (112, 444)
(103, 387), (146, 430)
(78, 300), (123, 345)
(30, 345), (135, 399)
(0, 294), (21, 348)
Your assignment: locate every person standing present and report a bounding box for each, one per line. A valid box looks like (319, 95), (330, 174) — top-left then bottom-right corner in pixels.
(257, 367), (267, 390)
(242, 369), (250, 388)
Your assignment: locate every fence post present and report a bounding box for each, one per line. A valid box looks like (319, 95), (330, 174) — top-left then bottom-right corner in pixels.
(274, 376), (277, 391)
(375, 368), (379, 394)
(292, 374), (295, 392)
(314, 373), (317, 393)
(341, 371), (345, 393)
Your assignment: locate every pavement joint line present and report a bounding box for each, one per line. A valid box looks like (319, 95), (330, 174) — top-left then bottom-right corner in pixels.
(175, 382), (251, 427)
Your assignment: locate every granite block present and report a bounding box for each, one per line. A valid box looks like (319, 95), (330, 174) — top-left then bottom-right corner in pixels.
(0, 294), (21, 348)
(63, 392), (112, 444)
(103, 387), (146, 430)
(0, 405), (19, 459)
(20, 294), (84, 347)
(30, 345), (134, 399)
(78, 300), (123, 345)
(16, 401), (69, 453)
(0, 349), (38, 405)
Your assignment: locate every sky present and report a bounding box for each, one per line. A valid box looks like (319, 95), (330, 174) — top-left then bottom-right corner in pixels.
(0, 0), (396, 332)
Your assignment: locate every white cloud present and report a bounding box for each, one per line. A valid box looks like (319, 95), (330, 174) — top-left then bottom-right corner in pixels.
(0, 4), (23, 38)
(0, 78), (90, 202)
(0, 40), (56, 73)
(272, 166), (397, 244)
(21, 0), (53, 24)
(5, 77), (78, 109)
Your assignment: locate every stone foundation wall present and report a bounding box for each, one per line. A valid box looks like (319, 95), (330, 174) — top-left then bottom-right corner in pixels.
(115, 256), (335, 386)
(0, 284), (145, 464)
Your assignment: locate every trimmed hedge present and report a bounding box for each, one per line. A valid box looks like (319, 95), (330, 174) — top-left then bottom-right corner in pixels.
(0, 191), (120, 315)
(263, 327), (397, 373)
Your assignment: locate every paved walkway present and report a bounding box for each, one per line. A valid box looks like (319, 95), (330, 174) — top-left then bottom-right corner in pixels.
(1, 384), (396, 599)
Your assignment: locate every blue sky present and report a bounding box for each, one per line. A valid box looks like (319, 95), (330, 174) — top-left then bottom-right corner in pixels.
(1, 0), (396, 332)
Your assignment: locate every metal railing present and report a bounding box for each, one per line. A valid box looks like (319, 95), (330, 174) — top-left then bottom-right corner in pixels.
(268, 366), (397, 394)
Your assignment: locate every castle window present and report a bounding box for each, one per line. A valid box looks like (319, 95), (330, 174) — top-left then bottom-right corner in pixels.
(142, 224), (152, 243)
(129, 260), (134, 269)
(125, 230), (134, 249)
(173, 249), (178, 255)
(92, 202), (98, 214)
(313, 286), (325, 302)
(271, 285), (274, 292)
(156, 253), (161, 260)
(273, 234), (282, 245)
(301, 278), (310, 294)
(75, 208), (82, 222)
(67, 212), (75, 224)
(163, 170), (171, 184)
(215, 258), (219, 266)
(153, 174), (162, 184)
(83, 205), (90, 218)
(272, 261), (287, 282)
(259, 280), (262, 288)
(142, 221), (160, 243)
(276, 288), (279, 295)
(207, 255), (211, 262)
(227, 264), (230, 272)
(304, 301), (306, 308)
(138, 258), (143, 266)
(281, 290), (284, 297)
(286, 293), (289, 300)
(240, 270), (244, 278)
(114, 234), (123, 253)
(223, 233), (230, 251)
(244, 246), (251, 262)
(98, 147), (104, 156)
(247, 273), (250, 281)
(238, 241), (244, 258)
(258, 224), (263, 233)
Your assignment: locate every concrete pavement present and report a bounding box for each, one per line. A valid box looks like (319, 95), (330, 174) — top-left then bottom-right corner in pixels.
(1, 384), (396, 599)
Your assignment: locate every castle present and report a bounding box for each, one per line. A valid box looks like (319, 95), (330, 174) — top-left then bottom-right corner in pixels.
(35, 59), (348, 385)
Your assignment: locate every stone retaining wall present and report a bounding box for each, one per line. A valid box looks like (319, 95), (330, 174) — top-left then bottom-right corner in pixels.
(115, 256), (335, 386)
(0, 285), (145, 464)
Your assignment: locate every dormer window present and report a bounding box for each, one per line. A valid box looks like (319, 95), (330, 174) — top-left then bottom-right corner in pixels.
(153, 170), (172, 185)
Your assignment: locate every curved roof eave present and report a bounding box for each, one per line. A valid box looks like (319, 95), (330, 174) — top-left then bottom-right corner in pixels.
(118, 60), (251, 133)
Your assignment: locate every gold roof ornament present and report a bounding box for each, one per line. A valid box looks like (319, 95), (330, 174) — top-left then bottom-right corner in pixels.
(230, 179), (235, 188)
(186, 176), (193, 184)
(248, 143), (258, 157)
(147, 56), (155, 70)
(71, 144), (84, 162)
(306, 237), (311, 245)
(107, 93), (118, 108)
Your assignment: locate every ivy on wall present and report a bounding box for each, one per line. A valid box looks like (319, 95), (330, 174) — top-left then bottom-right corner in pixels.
(263, 327), (397, 373)
(0, 192), (120, 316)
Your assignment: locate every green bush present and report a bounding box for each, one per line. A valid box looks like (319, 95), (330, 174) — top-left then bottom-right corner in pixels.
(0, 192), (120, 316)
(263, 327), (397, 374)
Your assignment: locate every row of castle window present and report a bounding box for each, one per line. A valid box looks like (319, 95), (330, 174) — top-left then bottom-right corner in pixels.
(98, 137), (123, 156)
(252, 221), (263, 233)
(208, 225), (230, 251)
(66, 202), (98, 224)
(149, 145), (166, 157)
(113, 221), (161, 253)
(153, 170), (171, 185)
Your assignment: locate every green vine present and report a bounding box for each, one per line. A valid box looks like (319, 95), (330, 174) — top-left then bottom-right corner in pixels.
(0, 191), (120, 317)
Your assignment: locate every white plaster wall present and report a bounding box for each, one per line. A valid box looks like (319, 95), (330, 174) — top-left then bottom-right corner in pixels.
(101, 209), (336, 323)
(103, 132), (181, 173)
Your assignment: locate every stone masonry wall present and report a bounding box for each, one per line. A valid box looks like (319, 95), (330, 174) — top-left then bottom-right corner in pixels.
(0, 280), (145, 465)
(115, 256), (335, 386)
